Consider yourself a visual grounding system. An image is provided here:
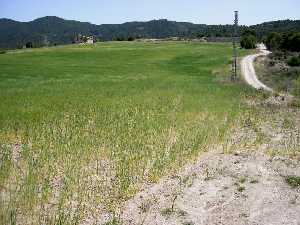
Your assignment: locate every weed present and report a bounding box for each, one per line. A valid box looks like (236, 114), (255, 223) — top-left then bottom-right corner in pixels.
(240, 213), (248, 218)
(177, 209), (188, 217)
(239, 177), (246, 184)
(161, 208), (174, 217)
(289, 99), (300, 108)
(104, 217), (120, 225)
(237, 186), (246, 192)
(287, 56), (300, 67)
(250, 179), (259, 184)
(286, 176), (300, 188)
(139, 201), (151, 213)
(10, 209), (16, 225)
(183, 222), (194, 225)
(204, 168), (211, 181)
(283, 118), (294, 129)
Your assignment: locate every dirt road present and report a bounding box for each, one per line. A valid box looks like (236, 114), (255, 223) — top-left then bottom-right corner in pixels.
(241, 44), (273, 92)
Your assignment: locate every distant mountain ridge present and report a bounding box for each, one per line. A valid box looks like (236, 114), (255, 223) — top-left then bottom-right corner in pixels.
(0, 16), (300, 49)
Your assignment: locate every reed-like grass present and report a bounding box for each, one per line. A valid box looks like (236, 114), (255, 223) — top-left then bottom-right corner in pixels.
(0, 42), (251, 224)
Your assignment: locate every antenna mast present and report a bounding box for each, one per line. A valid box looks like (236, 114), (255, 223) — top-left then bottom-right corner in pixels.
(231, 11), (239, 81)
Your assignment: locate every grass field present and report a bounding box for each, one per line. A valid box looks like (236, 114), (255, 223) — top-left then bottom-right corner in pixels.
(0, 42), (251, 224)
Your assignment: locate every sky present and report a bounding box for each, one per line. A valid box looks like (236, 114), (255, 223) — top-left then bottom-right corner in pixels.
(0, 0), (299, 25)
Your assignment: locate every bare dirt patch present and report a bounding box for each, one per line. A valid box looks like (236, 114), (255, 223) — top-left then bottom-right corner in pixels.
(120, 149), (300, 225)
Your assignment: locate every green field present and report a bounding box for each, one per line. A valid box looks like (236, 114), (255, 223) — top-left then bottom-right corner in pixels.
(0, 42), (251, 224)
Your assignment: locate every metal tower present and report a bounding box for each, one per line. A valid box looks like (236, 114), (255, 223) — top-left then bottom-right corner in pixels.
(231, 11), (239, 81)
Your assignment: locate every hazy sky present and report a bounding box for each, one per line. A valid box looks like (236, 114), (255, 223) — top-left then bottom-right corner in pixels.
(0, 0), (299, 25)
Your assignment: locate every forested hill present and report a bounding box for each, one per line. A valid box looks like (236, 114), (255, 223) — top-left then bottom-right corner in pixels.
(251, 20), (300, 39)
(0, 16), (300, 49)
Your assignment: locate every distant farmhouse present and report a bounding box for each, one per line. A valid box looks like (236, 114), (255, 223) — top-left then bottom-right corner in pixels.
(73, 34), (95, 44)
(86, 37), (94, 44)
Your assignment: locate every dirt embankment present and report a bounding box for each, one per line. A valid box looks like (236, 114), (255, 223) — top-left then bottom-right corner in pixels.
(117, 97), (300, 225)
(121, 150), (300, 225)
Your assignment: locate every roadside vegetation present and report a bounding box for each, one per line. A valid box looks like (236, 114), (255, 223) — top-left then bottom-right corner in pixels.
(254, 32), (300, 97)
(0, 42), (252, 224)
(240, 29), (257, 49)
(286, 176), (300, 188)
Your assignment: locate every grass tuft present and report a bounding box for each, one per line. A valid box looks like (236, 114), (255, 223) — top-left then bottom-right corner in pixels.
(286, 176), (300, 188)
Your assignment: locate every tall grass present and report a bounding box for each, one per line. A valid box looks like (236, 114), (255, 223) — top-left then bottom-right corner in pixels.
(0, 42), (250, 224)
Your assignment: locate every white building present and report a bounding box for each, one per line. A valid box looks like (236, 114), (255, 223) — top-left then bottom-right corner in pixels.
(86, 37), (94, 44)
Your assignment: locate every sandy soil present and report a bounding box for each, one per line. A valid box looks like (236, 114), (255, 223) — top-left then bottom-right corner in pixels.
(120, 149), (300, 225)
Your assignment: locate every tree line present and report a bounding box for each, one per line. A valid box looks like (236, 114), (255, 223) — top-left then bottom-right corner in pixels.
(264, 32), (300, 52)
(1, 17), (300, 50)
(239, 28), (300, 52)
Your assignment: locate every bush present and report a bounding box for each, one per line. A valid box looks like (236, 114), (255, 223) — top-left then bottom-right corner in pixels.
(240, 35), (257, 49)
(0, 50), (6, 54)
(269, 51), (285, 60)
(286, 176), (300, 188)
(292, 77), (300, 97)
(268, 60), (276, 67)
(281, 32), (300, 52)
(289, 99), (300, 108)
(265, 32), (300, 52)
(25, 42), (33, 48)
(115, 37), (125, 41)
(287, 56), (300, 67)
(264, 32), (282, 51)
(241, 29), (256, 37)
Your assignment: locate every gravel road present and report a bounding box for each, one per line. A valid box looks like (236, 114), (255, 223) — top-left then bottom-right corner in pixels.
(241, 44), (273, 92)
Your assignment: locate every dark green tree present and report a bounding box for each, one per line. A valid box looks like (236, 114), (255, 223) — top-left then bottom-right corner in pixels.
(265, 32), (282, 51)
(287, 56), (300, 67)
(240, 35), (257, 49)
(281, 32), (300, 52)
(241, 29), (256, 36)
(25, 42), (33, 48)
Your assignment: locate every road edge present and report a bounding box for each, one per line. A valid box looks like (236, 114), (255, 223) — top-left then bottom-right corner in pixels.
(240, 44), (273, 92)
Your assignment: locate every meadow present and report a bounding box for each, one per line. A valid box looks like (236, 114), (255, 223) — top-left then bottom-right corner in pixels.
(0, 42), (251, 224)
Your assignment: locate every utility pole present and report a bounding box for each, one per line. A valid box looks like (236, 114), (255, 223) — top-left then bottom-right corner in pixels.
(231, 11), (239, 81)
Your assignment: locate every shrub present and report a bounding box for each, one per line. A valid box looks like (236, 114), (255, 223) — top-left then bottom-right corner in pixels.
(241, 29), (256, 37)
(281, 32), (300, 52)
(269, 51), (285, 60)
(265, 32), (282, 51)
(0, 50), (6, 54)
(25, 42), (33, 48)
(289, 99), (300, 108)
(265, 32), (300, 52)
(240, 35), (257, 49)
(292, 77), (300, 97)
(286, 176), (300, 188)
(287, 56), (300, 67)
(268, 59), (276, 67)
(115, 37), (125, 41)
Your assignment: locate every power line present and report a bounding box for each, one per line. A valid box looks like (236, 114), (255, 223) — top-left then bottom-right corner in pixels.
(231, 11), (239, 81)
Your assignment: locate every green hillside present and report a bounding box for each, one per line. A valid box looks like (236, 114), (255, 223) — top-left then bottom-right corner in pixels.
(1, 16), (300, 49)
